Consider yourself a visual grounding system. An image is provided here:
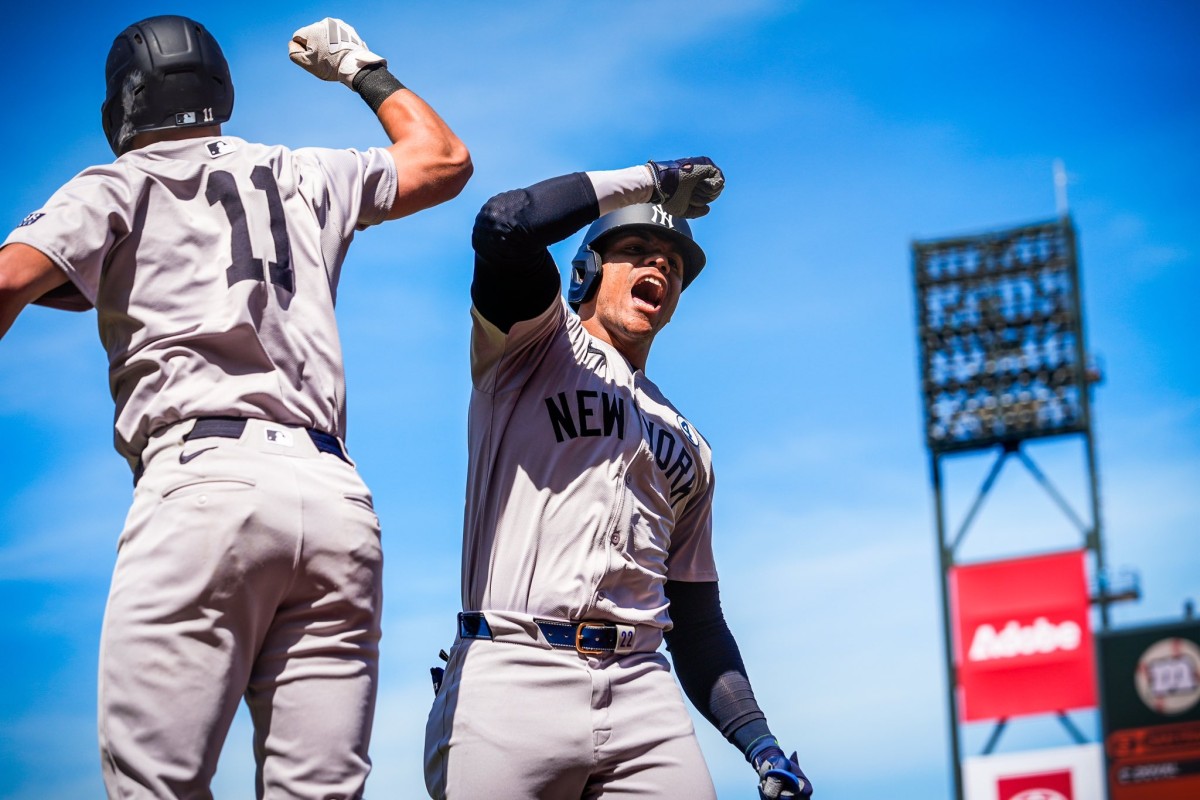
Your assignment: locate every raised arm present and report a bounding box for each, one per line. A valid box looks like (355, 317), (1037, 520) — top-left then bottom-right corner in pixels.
(372, 87), (471, 219)
(471, 172), (599, 333)
(288, 17), (472, 220)
(0, 244), (67, 339)
(664, 580), (813, 799)
(471, 158), (725, 332)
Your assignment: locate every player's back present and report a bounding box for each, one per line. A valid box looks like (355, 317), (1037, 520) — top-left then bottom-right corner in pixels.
(9, 134), (396, 461)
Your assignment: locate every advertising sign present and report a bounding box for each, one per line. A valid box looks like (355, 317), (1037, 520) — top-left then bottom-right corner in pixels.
(964, 744), (1104, 800)
(1099, 618), (1200, 800)
(950, 549), (1097, 721)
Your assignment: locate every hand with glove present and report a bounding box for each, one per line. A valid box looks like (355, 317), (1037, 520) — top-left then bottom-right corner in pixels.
(285, 17), (471, 219)
(289, 18), (405, 112)
(647, 157), (725, 218)
(747, 736), (813, 799)
(289, 18), (386, 86)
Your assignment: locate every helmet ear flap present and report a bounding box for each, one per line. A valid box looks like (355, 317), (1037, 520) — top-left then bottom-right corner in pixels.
(567, 204), (706, 309)
(567, 247), (603, 310)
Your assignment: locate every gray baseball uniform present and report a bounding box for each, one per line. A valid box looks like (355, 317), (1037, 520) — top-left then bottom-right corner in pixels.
(461, 296), (718, 621)
(4, 135), (395, 797)
(6, 137), (394, 469)
(424, 224), (720, 797)
(423, 163), (812, 800)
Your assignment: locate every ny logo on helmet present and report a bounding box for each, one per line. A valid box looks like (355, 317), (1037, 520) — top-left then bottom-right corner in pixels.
(651, 205), (675, 229)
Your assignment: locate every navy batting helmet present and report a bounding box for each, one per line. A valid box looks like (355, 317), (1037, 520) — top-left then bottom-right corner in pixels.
(568, 204), (706, 309)
(101, 15), (234, 157)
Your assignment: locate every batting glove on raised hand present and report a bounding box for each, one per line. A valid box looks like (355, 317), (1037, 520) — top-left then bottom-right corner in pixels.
(289, 18), (386, 89)
(748, 737), (813, 799)
(647, 156), (725, 218)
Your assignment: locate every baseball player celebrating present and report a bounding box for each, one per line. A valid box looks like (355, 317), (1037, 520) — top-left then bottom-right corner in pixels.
(0, 15), (470, 798)
(423, 160), (812, 799)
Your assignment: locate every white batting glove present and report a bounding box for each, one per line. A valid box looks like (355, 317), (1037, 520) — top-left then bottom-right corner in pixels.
(289, 18), (386, 89)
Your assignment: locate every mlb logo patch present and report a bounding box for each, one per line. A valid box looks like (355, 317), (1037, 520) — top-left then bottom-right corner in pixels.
(18, 212), (44, 227)
(177, 108), (215, 126)
(206, 139), (236, 158)
(264, 428), (294, 448)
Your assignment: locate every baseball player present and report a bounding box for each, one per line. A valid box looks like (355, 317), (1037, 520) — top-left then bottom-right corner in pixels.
(423, 160), (812, 799)
(0, 15), (470, 798)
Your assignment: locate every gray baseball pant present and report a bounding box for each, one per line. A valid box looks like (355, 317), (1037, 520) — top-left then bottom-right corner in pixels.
(98, 419), (383, 799)
(424, 621), (717, 799)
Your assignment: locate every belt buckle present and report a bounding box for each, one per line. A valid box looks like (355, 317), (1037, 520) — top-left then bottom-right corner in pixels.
(574, 622), (610, 655)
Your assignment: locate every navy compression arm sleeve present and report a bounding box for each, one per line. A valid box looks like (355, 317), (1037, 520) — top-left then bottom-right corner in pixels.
(663, 580), (773, 752)
(471, 172), (599, 332)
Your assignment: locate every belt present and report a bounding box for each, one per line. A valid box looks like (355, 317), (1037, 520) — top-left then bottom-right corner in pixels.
(134, 416), (349, 484)
(458, 611), (632, 655)
(185, 417), (349, 461)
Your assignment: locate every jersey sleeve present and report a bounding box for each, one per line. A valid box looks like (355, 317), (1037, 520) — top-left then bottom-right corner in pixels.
(293, 145), (397, 240)
(470, 293), (566, 393)
(664, 461), (719, 581)
(3, 166), (135, 309)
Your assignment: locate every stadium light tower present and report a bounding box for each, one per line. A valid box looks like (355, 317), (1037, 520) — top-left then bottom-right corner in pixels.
(912, 214), (1122, 800)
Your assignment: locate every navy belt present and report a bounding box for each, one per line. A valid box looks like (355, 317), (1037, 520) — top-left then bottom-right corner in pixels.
(134, 417), (348, 484)
(185, 417), (348, 461)
(458, 611), (622, 655)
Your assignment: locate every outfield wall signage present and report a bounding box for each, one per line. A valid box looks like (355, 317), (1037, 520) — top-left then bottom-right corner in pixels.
(964, 744), (1104, 800)
(951, 549), (1097, 721)
(1099, 618), (1200, 800)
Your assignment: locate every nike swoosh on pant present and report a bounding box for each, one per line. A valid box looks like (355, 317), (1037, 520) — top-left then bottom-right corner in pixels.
(179, 446), (218, 465)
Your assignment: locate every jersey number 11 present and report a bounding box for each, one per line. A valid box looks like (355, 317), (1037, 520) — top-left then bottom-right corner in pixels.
(206, 166), (294, 293)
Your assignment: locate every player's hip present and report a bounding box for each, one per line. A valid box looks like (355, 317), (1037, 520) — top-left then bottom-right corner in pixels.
(123, 417), (379, 551)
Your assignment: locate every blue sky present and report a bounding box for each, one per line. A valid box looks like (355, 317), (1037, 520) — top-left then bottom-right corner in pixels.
(1, 1), (1197, 797)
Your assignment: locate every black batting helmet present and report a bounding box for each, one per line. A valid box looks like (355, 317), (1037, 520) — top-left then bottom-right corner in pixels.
(101, 15), (234, 157)
(568, 203), (707, 309)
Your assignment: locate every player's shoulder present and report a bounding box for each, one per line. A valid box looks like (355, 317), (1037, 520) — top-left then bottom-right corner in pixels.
(40, 157), (146, 208)
(285, 142), (394, 185)
(290, 142), (376, 162)
(639, 376), (712, 451)
(118, 136), (288, 166)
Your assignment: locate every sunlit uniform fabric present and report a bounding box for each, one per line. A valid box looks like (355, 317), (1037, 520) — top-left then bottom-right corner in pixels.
(3, 136), (395, 468)
(425, 170), (720, 799)
(3, 134), (396, 798)
(463, 295), (718, 629)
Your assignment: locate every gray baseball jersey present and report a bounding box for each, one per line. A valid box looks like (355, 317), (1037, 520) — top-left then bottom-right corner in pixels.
(3, 135), (395, 468)
(426, 289), (721, 799)
(463, 294), (718, 628)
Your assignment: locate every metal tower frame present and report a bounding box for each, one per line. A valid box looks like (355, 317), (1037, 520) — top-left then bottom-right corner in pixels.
(912, 216), (1115, 800)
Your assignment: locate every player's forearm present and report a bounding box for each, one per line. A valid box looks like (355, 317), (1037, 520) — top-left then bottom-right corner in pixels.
(663, 580), (769, 742)
(0, 244), (67, 339)
(375, 88), (472, 220)
(0, 297), (20, 339)
(585, 165), (656, 215)
(287, 22), (472, 221)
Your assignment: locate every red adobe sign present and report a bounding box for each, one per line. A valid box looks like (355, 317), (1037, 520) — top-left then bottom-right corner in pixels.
(998, 768), (1074, 800)
(951, 549), (1097, 721)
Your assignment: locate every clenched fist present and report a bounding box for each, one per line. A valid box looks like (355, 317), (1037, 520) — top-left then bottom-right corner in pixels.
(289, 18), (386, 89)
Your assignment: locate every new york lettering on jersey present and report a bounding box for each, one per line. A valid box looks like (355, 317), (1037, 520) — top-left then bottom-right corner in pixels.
(541, 380), (703, 511)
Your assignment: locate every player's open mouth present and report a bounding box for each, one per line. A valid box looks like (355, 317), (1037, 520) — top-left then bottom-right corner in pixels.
(631, 275), (666, 311)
